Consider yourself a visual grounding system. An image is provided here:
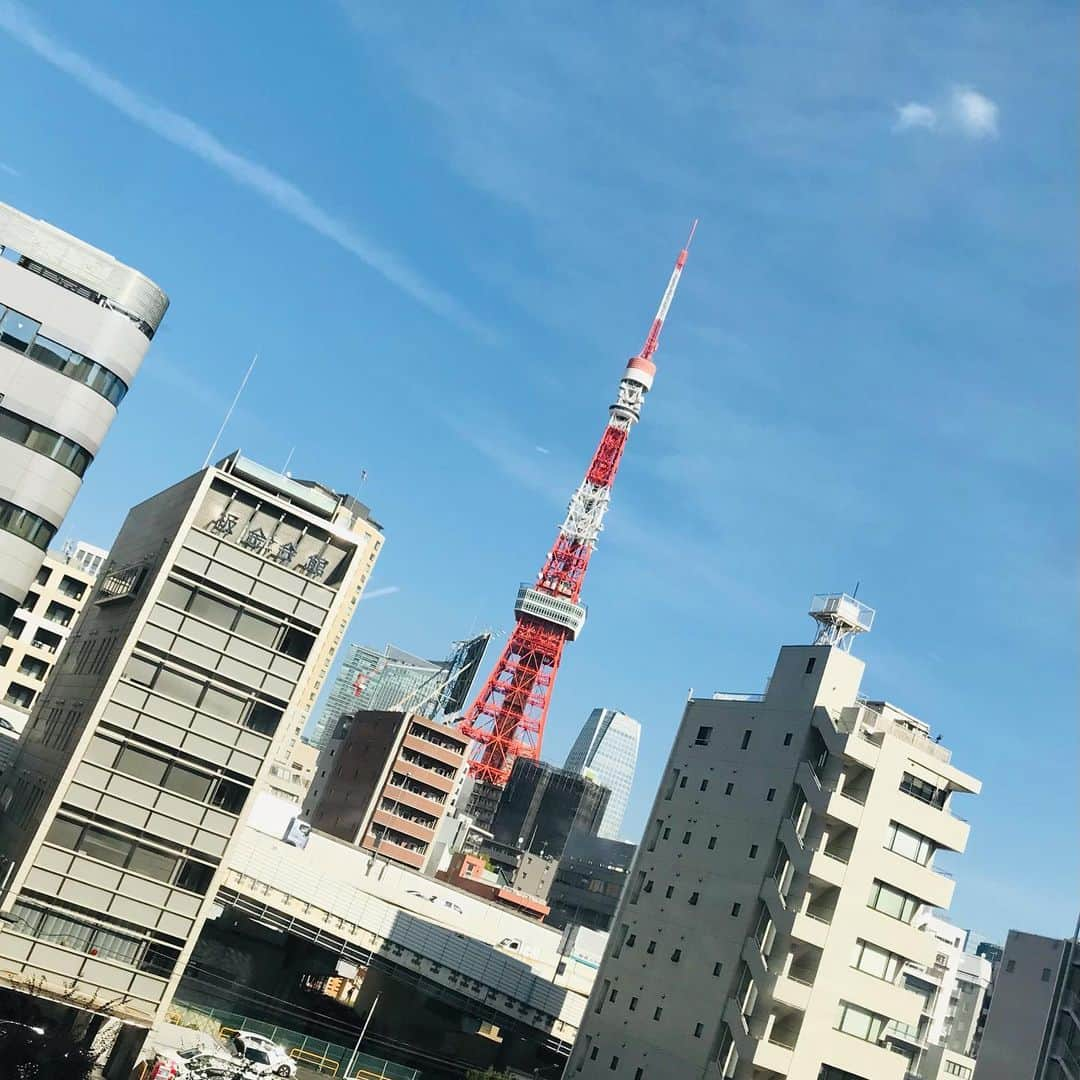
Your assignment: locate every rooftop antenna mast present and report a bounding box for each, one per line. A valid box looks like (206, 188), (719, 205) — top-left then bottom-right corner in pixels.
(203, 353), (257, 468)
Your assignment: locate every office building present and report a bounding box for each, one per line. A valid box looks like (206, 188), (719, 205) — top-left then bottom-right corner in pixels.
(492, 758), (610, 861)
(305, 709), (470, 872)
(547, 830), (637, 933)
(974, 925), (1080, 1080)
(569, 593), (982, 1080)
(564, 708), (640, 841)
(264, 739), (319, 805)
(0, 201), (167, 628)
(0, 544), (102, 771)
(0, 452), (382, 1037)
(307, 633), (489, 750)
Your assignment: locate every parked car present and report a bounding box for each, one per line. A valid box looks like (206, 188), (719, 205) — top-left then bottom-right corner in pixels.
(176, 1049), (238, 1077)
(230, 1033), (296, 1078)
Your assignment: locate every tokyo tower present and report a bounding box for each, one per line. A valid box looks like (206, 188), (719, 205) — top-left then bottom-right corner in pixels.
(460, 224), (696, 795)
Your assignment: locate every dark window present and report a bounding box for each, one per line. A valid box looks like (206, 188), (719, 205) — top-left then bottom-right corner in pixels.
(689, 892), (699, 906)
(731, 903), (741, 916)
(784, 733), (793, 746)
(749, 845), (759, 859)
(609, 988), (618, 1002)
(646, 941), (656, 954)
(713, 962), (723, 976)
(1042, 967), (1052, 982)
(626, 934), (636, 947)
(278, 625), (313, 660)
(671, 949), (681, 962)
(629, 996), (638, 1011)
(609, 1057), (619, 1071)
(589, 1047), (598, 1060)
(653, 1006), (663, 1020)
(805, 657), (816, 674)
(211, 778), (248, 814)
(700, 779), (708, 791)
(725, 782), (734, 795)
(682, 832), (692, 845)
(0, 407), (93, 478)
(740, 730), (752, 750)
(0, 497), (57, 552)
(643, 880), (653, 893)
(665, 886), (674, 898)
(34, 566), (50, 586)
(662, 828), (670, 840)
(694, 726), (712, 745)
(116, 745), (167, 786)
(679, 776), (687, 788)
(1006, 959), (1015, 973)
(246, 701), (282, 735)
(693, 1023), (704, 1038)
(708, 836), (717, 850)
(0, 308), (40, 351)
(634, 1069), (643, 1080)
(176, 860), (215, 894)
(766, 788), (776, 802)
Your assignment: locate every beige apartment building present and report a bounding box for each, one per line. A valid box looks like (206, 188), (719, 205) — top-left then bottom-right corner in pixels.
(0, 452), (382, 1041)
(568, 595), (981, 1080)
(0, 543), (104, 771)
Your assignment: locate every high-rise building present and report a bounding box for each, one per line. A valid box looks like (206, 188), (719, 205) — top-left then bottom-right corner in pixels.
(973, 924), (1080, 1080)
(568, 594), (982, 1080)
(491, 758), (610, 861)
(564, 708), (640, 841)
(307, 634), (489, 749)
(0, 452), (381, 1042)
(304, 708), (470, 872)
(0, 544), (103, 772)
(547, 829), (637, 933)
(0, 202), (167, 628)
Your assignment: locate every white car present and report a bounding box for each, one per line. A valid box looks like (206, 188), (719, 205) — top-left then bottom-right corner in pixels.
(230, 1033), (296, 1077)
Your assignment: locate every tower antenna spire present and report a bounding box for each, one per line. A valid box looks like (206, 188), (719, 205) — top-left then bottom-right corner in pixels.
(461, 225), (697, 808)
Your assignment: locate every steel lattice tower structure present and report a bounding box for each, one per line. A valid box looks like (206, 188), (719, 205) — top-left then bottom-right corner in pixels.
(461, 225), (696, 790)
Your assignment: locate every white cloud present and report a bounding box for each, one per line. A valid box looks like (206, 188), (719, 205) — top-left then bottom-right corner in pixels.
(534, 445), (551, 455)
(950, 86), (999, 138)
(359, 585), (400, 602)
(0, 2), (493, 341)
(0, 161), (19, 176)
(894, 102), (938, 131)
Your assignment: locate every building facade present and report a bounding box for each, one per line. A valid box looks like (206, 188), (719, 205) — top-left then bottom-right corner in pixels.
(492, 759), (610, 862)
(0, 545), (102, 771)
(564, 708), (640, 841)
(568, 597), (981, 1080)
(974, 926), (1080, 1080)
(305, 709), (469, 872)
(264, 739), (320, 806)
(547, 830), (637, 933)
(0, 201), (167, 628)
(0, 452), (381, 1032)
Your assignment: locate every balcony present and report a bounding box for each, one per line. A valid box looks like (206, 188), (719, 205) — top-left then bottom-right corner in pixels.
(383, 782), (444, 818)
(791, 909), (830, 949)
(772, 972), (812, 1011)
(371, 809), (436, 843)
(894, 791), (970, 853)
(796, 760), (829, 813)
(825, 788), (864, 828)
(879, 850), (955, 910)
(808, 845), (848, 889)
(403, 731), (463, 769)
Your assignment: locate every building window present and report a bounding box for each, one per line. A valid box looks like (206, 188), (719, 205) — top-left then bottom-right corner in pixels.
(731, 903), (741, 916)
(665, 886), (674, 899)
(0, 497), (57, 552)
(740, 729), (752, 750)
(653, 1006), (663, 1020)
(644, 880), (653, 893)
(700, 779), (708, 791)
(671, 949), (682, 962)
(608, 988), (618, 1002)
(634, 1070), (643, 1080)
(1041, 967), (1052, 982)
(784, 732), (793, 746)
(629, 996), (638, 1011)
(835, 1001), (888, 1042)
(713, 962), (723, 976)
(708, 836), (717, 850)
(0, 307), (40, 351)
(805, 657), (816, 674)
(647, 941), (656, 954)
(868, 879), (920, 923)
(693, 1023), (704, 1038)
(0, 406), (93, 478)
(662, 828), (670, 840)
(626, 934), (636, 947)
(766, 788), (776, 801)
(679, 775), (688, 788)
(689, 892), (699, 905)
(682, 832), (692, 845)
(725, 782), (734, 795)
(748, 845), (758, 859)
(3, 682), (35, 708)
(609, 1057), (619, 1070)
(884, 820), (935, 865)
(944, 1063), (973, 1078)
(590, 1047), (598, 1060)
(694, 726), (713, 746)
(852, 938), (904, 982)
(1006, 960), (1016, 972)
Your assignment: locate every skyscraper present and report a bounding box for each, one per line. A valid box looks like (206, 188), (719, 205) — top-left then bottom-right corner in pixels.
(0, 452), (381, 1045)
(569, 594), (982, 1080)
(564, 708), (640, 841)
(0, 201), (167, 628)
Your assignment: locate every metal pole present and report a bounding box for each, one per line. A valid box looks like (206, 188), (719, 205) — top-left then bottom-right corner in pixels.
(342, 994), (379, 1079)
(203, 352), (257, 468)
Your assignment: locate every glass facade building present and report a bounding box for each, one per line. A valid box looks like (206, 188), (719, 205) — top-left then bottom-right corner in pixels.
(563, 708), (640, 841)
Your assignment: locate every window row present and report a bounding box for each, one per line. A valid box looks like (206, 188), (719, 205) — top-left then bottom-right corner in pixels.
(0, 496), (57, 551)
(11, 898), (179, 977)
(95, 735), (249, 814)
(0, 405), (93, 477)
(868, 879), (921, 923)
(0, 301), (128, 405)
(121, 652), (284, 735)
(45, 814), (217, 895)
(158, 576), (314, 659)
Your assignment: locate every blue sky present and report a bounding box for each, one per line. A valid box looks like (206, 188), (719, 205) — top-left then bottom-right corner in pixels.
(0, 1), (1074, 941)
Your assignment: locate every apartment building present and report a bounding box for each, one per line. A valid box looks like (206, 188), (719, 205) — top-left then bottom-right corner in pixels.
(0, 544), (102, 770)
(305, 709), (470, 871)
(0, 452), (382, 1039)
(0, 201), (166, 628)
(264, 739), (319, 805)
(974, 925), (1080, 1080)
(568, 595), (981, 1080)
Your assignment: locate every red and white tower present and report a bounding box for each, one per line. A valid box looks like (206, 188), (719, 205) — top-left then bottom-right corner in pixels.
(460, 225), (696, 792)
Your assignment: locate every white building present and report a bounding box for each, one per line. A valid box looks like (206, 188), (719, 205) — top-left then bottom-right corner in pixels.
(0, 202), (166, 628)
(568, 595), (981, 1080)
(0, 453), (382, 1050)
(564, 708), (641, 841)
(0, 544), (103, 772)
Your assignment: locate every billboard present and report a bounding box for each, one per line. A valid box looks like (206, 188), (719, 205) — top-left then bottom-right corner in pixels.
(440, 632), (492, 716)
